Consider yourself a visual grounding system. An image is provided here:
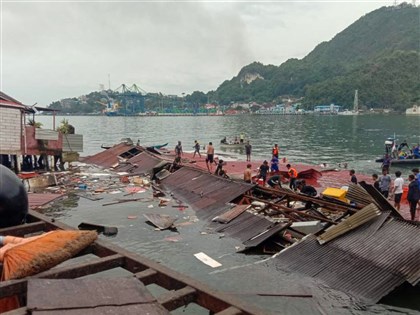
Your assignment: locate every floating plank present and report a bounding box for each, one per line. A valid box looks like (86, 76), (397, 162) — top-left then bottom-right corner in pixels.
(194, 252), (222, 268)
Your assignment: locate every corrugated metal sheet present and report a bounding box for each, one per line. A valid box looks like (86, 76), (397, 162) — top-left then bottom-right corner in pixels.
(345, 183), (373, 207)
(62, 134), (83, 152)
(115, 152), (164, 175)
(242, 222), (291, 249)
(28, 193), (64, 208)
(359, 181), (403, 218)
(160, 167), (252, 216)
(317, 203), (381, 244)
(35, 129), (59, 141)
(275, 213), (420, 303)
(82, 143), (139, 168)
(215, 212), (274, 242)
(212, 205), (250, 223)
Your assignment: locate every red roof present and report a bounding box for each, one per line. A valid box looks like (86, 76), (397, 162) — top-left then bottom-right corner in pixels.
(0, 91), (32, 111)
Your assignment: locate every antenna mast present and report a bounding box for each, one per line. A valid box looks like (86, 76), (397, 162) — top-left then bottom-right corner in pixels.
(353, 90), (359, 112)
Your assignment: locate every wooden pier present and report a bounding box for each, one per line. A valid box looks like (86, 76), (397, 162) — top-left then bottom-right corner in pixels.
(0, 210), (266, 315)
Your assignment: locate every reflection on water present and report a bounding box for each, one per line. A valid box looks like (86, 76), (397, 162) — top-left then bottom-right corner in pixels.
(37, 114), (420, 174)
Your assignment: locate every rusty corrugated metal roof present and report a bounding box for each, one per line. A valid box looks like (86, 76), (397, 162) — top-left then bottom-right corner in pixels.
(82, 143), (140, 168)
(160, 167), (252, 215)
(28, 193), (64, 208)
(212, 205), (250, 223)
(115, 152), (165, 175)
(275, 213), (420, 303)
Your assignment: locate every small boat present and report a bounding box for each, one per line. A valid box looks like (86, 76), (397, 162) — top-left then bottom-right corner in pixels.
(219, 136), (247, 150)
(375, 137), (420, 165)
(151, 142), (168, 149)
(375, 157), (420, 165)
(145, 143), (169, 154)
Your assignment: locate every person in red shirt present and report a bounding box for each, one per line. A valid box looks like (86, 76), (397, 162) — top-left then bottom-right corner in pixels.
(286, 163), (298, 191)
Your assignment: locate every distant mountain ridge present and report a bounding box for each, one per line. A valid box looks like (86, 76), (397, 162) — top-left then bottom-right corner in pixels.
(214, 4), (420, 110)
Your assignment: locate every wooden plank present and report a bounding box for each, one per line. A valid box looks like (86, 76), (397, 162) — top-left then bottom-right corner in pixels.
(135, 268), (158, 285)
(157, 286), (197, 311)
(0, 280), (27, 298)
(18, 211), (267, 315)
(27, 278), (156, 310)
(0, 222), (46, 237)
(215, 306), (243, 315)
(3, 307), (27, 315)
(36, 254), (124, 279)
(32, 304), (169, 315)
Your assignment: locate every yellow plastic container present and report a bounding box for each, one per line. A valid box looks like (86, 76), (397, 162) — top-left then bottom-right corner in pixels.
(322, 187), (348, 203)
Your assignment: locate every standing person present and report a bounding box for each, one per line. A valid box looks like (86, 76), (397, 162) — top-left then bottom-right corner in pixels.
(175, 141), (183, 158)
(381, 154), (391, 174)
(240, 133), (245, 144)
(193, 140), (201, 158)
(286, 164), (298, 191)
(378, 168), (392, 198)
(407, 174), (420, 220)
(205, 142), (215, 172)
(245, 141), (252, 162)
(257, 160), (270, 185)
(349, 169), (358, 184)
(272, 144), (279, 159)
(270, 155), (279, 173)
(412, 168), (420, 209)
(372, 173), (380, 191)
(391, 171), (404, 211)
(243, 164), (252, 183)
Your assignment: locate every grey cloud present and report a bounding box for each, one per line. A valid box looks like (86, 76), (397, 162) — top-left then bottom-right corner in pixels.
(2, 1), (387, 105)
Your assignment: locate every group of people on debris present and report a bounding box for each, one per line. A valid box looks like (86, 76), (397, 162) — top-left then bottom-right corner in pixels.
(350, 166), (420, 221)
(172, 140), (229, 178)
(369, 168), (420, 221)
(243, 143), (306, 193)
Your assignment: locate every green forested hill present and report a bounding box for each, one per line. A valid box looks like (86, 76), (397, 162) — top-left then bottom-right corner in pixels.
(214, 4), (420, 110)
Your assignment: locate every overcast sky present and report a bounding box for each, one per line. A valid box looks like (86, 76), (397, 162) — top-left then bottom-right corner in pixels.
(1, 0), (390, 105)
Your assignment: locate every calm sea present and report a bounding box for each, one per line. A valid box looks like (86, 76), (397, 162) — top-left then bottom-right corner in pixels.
(38, 114), (420, 174)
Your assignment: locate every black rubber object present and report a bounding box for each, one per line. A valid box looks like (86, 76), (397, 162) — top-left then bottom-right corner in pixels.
(0, 164), (28, 228)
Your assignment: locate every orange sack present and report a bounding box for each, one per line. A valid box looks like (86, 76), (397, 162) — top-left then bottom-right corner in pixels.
(0, 230), (97, 312)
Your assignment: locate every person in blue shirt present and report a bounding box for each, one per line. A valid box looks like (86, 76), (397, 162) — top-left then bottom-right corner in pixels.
(270, 156), (279, 173)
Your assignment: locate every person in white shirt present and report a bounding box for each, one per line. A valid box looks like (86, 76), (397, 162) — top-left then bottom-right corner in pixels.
(391, 170), (404, 211)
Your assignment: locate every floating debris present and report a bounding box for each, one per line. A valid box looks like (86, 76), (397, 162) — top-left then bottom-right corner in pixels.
(143, 213), (177, 230)
(194, 252), (222, 268)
